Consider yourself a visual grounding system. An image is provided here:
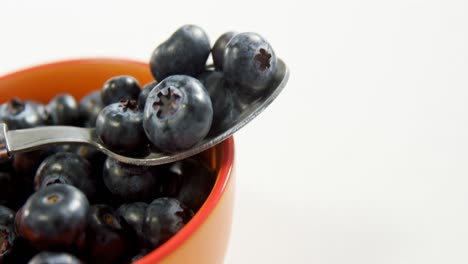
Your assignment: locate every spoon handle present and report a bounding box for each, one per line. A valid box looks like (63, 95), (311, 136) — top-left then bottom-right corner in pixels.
(0, 123), (95, 161)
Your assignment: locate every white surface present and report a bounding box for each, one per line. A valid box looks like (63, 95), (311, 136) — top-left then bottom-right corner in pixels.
(1, 1), (468, 263)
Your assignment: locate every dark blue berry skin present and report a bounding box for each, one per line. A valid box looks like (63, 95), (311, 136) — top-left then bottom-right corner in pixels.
(11, 149), (49, 182)
(198, 71), (241, 135)
(46, 94), (80, 126)
(96, 100), (148, 155)
(0, 98), (49, 129)
(103, 157), (162, 202)
(0, 224), (16, 262)
(143, 75), (213, 153)
(223, 32), (277, 94)
(143, 197), (193, 248)
(168, 159), (215, 212)
(116, 202), (148, 245)
(79, 91), (104, 128)
(4, 236), (38, 264)
(15, 184), (89, 250)
(149, 25), (211, 81)
(0, 205), (15, 227)
(101, 75), (141, 106)
(34, 152), (96, 200)
(28, 252), (83, 264)
(0, 165), (17, 207)
(4, 156), (41, 210)
(212, 31), (237, 71)
(129, 249), (151, 262)
(85, 204), (131, 264)
(137, 81), (157, 110)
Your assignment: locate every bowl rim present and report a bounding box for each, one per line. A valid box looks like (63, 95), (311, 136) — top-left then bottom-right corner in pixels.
(0, 58), (235, 263)
(0, 57), (149, 79)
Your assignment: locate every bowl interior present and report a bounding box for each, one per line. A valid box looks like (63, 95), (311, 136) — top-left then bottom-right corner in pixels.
(0, 58), (235, 263)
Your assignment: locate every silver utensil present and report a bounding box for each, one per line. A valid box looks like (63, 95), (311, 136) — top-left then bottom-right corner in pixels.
(0, 59), (289, 166)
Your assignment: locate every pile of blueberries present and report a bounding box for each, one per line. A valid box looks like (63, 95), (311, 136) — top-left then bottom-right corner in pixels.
(0, 24), (277, 263)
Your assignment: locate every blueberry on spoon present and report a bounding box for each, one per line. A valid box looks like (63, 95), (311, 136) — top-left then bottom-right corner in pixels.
(96, 99), (148, 155)
(143, 75), (213, 153)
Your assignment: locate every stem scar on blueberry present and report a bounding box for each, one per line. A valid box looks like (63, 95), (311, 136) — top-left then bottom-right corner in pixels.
(152, 87), (182, 119)
(103, 213), (114, 225)
(45, 194), (61, 203)
(0, 230), (11, 254)
(7, 97), (25, 114)
(254, 48), (272, 71)
(118, 99), (138, 111)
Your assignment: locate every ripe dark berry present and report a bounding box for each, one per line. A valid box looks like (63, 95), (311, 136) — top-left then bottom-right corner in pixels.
(101, 75), (141, 106)
(15, 184), (89, 250)
(137, 81), (157, 110)
(0, 205), (15, 227)
(46, 93), (80, 126)
(0, 224), (16, 262)
(116, 202), (148, 245)
(34, 152), (96, 200)
(143, 197), (193, 248)
(96, 100), (148, 155)
(0, 165), (17, 207)
(130, 249), (151, 262)
(149, 25), (211, 81)
(223, 32), (277, 94)
(79, 90), (104, 128)
(103, 157), (162, 202)
(168, 158), (214, 212)
(5, 236), (38, 263)
(143, 75), (213, 153)
(85, 204), (130, 263)
(212, 31), (237, 71)
(0, 98), (48, 129)
(28, 252), (83, 264)
(198, 71), (241, 135)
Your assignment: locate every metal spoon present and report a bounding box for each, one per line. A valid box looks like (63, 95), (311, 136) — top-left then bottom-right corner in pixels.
(0, 59), (289, 166)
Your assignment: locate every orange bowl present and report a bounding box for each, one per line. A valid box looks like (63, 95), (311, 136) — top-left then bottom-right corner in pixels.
(0, 58), (235, 264)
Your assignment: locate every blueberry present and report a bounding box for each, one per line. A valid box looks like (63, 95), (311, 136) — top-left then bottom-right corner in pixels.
(85, 204), (131, 263)
(0, 165), (17, 207)
(116, 202), (148, 245)
(5, 154), (42, 210)
(11, 149), (48, 178)
(0, 224), (16, 262)
(15, 184), (89, 250)
(223, 32), (277, 94)
(149, 25), (211, 81)
(34, 152), (96, 200)
(198, 71), (241, 135)
(79, 90), (104, 128)
(5, 236), (38, 263)
(212, 31), (237, 71)
(168, 158), (214, 212)
(143, 75), (213, 153)
(28, 252), (83, 264)
(129, 249), (151, 262)
(0, 98), (48, 129)
(103, 157), (163, 202)
(96, 100), (148, 155)
(137, 81), (157, 110)
(101, 75), (141, 106)
(143, 197), (193, 248)
(46, 94), (80, 126)
(0, 205), (15, 227)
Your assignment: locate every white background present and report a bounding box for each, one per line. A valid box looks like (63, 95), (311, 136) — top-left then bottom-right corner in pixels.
(1, 1), (468, 263)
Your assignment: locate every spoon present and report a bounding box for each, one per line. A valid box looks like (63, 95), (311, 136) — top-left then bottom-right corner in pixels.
(0, 59), (289, 166)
